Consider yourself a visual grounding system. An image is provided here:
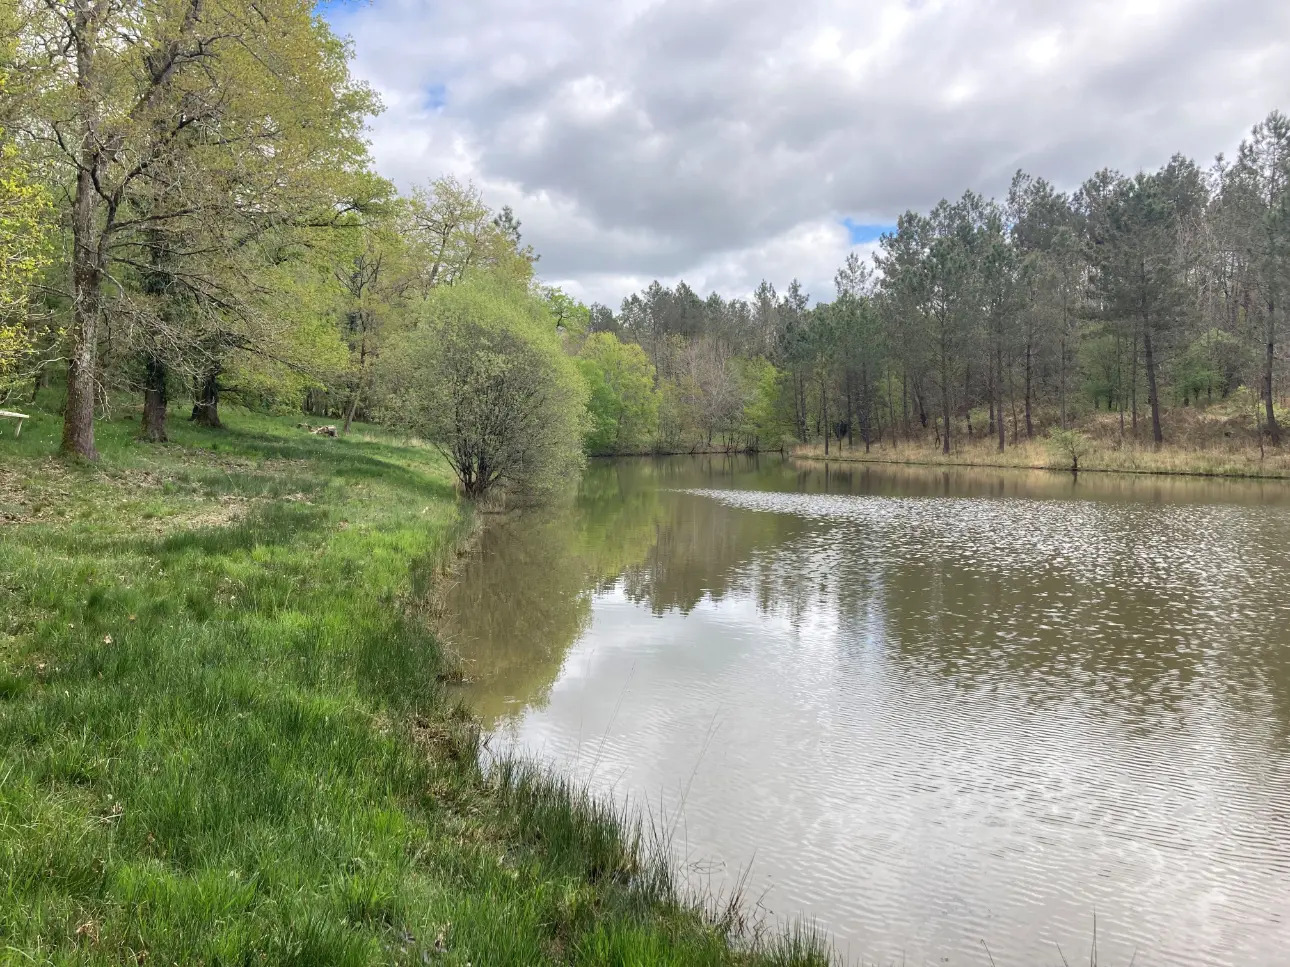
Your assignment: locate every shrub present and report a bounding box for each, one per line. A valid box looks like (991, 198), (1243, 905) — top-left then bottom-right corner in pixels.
(1048, 427), (1092, 471)
(379, 275), (588, 499)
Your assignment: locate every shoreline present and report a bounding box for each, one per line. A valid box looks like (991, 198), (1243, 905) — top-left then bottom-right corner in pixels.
(0, 402), (832, 967)
(789, 441), (1290, 482)
(588, 447), (785, 459)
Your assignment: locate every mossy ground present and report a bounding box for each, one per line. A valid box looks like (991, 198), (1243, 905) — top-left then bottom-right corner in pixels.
(0, 397), (830, 966)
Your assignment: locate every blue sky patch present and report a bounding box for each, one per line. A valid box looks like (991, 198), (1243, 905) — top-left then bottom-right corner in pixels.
(314, 0), (361, 26)
(841, 218), (894, 245)
(423, 83), (448, 111)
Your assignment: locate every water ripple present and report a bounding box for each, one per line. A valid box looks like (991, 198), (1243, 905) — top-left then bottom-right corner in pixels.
(469, 468), (1290, 966)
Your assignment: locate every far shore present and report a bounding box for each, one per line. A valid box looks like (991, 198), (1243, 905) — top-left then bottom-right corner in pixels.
(791, 438), (1290, 482)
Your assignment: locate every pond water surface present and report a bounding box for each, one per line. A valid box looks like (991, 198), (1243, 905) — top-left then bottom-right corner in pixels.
(442, 457), (1290, 966)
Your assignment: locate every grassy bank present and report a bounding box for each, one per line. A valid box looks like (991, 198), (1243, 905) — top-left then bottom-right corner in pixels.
(0, 400), (828, 966)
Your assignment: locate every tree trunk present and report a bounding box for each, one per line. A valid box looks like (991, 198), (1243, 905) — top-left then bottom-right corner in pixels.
(821, 379), (829, 456)
(1265, 303), (1280, 443)
(63, 160), (103, 460)
(1058, 330), (1068, 430)
(937, 313), (951, 454)
(1008, 367), (1019, 444)
(1115, 327), (1125, 440)
(845, 373), (854, 448)
(343, 388), (361, 436)
(1130, 327), (1139, 434)
(995, 345), (1005, 454)
(940, 371), (951, 455)
(191, 368), (222, 428)
(342, 333), (368, 436)
(901, 370), (908, 435)
(794, 371), (808, 443)
(1143, 323), (1163, 446)
(887, 365), (897, 449)
(1024, 338), (1034, 439)
(860, 361), (871, 452)
(31, 363), (50, 402)
(141, 355), (169, 443)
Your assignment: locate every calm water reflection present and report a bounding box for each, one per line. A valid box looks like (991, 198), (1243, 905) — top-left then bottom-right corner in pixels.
(442, 457), (1290, 966)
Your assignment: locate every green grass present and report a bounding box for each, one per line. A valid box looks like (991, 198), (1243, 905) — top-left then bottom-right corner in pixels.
(0, 398), (831, 966)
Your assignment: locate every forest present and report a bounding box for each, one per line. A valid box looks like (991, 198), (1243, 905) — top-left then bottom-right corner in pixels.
(2, 0), (1289, 495)
(594, 118), (1290, 462)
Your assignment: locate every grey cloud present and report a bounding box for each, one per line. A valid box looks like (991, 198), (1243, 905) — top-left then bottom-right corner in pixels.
(336, 0), (1290, 304)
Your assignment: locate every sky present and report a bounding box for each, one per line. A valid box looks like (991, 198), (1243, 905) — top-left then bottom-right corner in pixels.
(324, 0), (1290, 309)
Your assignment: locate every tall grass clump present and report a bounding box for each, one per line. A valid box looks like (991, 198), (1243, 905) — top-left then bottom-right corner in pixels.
(484, 754), (834, 967)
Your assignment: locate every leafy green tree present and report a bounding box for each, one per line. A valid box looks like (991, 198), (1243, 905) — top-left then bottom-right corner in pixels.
(878, 198), (984, 454)
(543, 285), (592, 337)
(577, 332), (659, 454)
(380, 276), (588, 499)
(407, 177), (536, 293)
(587, 302), (619, 335)
(1047, 428), (1092, 471)
(0, 12), (51, 395)
(0, 141), (49, 393)
(328, 195), (416, 434)
(736, 356), (785, 449)
(978, 198), (1017, 449)
(776, 279), (813, 442)
(21, 0), (376, 458)
(1008, 171), (1083, 430)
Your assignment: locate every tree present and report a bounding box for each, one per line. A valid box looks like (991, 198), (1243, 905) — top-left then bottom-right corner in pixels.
(878, 200), (982, 454)
(1085, 160), (1207, 445)
(330, 198), (413, 434)
(736, 356), (784, 450)
(21, 0), (377, 458)
(752, 280), (780, 357)
(492, 205), (524, 247)
(407, 177), (535, 293)
(833, 253), (885, 451)
(776, 279), (812, 442)
(0, 139), (50, 394)
(1008, 172), (1083, 431)
(577, 332), (659, 454)
(542, 285), (591, 336)
(0, 6), (52, 396)
(1047, 428), (1091, 472)
(380, 276), (587, 499)
(587, 302), (619, 334)
(1227, 111), (1290, 442)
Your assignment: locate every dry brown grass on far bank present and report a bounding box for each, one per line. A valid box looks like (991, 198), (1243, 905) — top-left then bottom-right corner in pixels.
(795, 403), (1290, 480)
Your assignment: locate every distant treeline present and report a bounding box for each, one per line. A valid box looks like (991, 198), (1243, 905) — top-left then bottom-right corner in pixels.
(580, 110), (1290, 456)
(3, 0), (1287, 496)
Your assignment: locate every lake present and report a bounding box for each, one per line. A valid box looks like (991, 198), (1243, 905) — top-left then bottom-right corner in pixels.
(442, 456), (1290, 966)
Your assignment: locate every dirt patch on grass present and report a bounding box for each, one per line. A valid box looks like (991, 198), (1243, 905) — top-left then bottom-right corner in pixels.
(0, 461), (256, 530)
(137, 496), (253, 533)
(0, 462), (76, 524)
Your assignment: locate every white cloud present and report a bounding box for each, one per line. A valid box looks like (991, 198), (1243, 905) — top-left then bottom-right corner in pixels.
(327, 0), (1290, 308)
